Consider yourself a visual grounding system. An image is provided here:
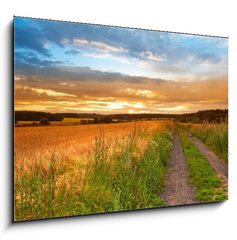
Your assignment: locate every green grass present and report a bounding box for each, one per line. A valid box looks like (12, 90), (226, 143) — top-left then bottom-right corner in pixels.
(79, 128), (173, 213)
(14, 126), (173, 221)
(179, 123), (228, 163)
(179, 129), (227, 202)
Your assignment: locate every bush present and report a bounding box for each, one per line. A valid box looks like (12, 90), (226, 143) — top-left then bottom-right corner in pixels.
(39, 118), (50, 125)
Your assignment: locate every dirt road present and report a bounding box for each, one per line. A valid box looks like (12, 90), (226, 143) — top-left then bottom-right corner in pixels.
(162, 131), (196, 206)
(186, 132), (228, 183)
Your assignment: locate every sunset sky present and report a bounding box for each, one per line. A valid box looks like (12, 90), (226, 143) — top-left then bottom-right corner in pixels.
(14, 17), (228, 114)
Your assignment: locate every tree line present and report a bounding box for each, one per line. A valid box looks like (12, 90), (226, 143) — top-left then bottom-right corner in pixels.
(15, 111), (179, 122)
(175, 109), (228, 123)
(15, 109), (228, 124)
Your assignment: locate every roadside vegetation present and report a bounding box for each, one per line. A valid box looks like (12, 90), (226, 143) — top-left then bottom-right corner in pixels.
(179, 129), (227, 202)
(179, 123), (228, 163)
(14, 121), (173, 221)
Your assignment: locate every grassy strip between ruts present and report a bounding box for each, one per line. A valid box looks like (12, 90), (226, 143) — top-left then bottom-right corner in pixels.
(178, 129), (227, 202)
(15, 125), (173, 221)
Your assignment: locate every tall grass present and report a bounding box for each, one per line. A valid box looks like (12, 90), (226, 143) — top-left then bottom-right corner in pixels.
(179, 123), (228, 163)
(14, 124), (173, 221)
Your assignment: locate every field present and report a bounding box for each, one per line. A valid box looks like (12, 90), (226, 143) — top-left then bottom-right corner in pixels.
(16, 118), (94, 126)
(14, 120), (173, 221)
(14, 18), (228, 223)
(14, 117), (228, 221)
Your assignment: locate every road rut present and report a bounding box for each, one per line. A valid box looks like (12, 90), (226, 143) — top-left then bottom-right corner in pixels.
(162, 131), (196, 206)
(186, 132), (228, 183)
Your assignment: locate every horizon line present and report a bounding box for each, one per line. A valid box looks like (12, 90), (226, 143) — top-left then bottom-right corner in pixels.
(14, 108), (228, 116)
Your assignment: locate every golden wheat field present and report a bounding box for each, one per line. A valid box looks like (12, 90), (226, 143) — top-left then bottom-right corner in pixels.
(15, 120), (168, 171)
(15, 121), (171, 185)
(14, 120), (174, 220)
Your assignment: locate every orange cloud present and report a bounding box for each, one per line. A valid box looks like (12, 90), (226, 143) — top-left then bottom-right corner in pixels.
(14, 73), (228, 114)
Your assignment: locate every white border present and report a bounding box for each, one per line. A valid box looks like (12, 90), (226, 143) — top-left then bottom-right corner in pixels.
(1, 1), (236, 240)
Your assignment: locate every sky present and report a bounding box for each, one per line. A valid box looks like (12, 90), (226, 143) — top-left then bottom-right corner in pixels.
(14, 17), (228, 114)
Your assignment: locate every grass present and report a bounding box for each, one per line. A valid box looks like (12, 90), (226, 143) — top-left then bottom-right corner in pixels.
(179, 123), (228, 163)
(17, 119), (83, 126)
(179, 129), (227, 202)
(63, 117), (93, 123)
(79, 127), (173, 213)
(14, 121), (173, 221)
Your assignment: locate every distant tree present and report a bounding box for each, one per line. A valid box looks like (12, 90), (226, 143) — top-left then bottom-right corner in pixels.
(175, 109), (228, 123)
(80, 120), (87, 125)
(31, 122), (38, 126)
(39, 118), (50, 125)
(104, 117), (111, 123)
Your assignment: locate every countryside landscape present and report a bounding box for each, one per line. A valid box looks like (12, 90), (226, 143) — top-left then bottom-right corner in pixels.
(14, 17), (228, 221)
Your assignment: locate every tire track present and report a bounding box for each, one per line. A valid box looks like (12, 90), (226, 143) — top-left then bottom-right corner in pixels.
(186, 131), (228, 183)
(162, 130), (196, 206)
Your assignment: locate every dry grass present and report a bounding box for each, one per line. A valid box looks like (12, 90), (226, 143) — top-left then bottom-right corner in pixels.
(15, 121), (168, 175)
(63, 117), (93, 122)
(14, 120), (173, 220)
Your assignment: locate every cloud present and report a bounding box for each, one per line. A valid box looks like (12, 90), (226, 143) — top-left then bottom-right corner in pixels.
(65, 49), (81, 55)
(139, 51), (166, 62)
(16, 85), (76, 97)
(15, 56), (157, 84)
(121, 88), (156, 98)
(14, 17), (228, 114)
(14, 17), (228, 80)
(73, 38), (126, 53)
(14, 18), (52, 57)
(15, 50), (63, 69)
(14, 64), (228, 114)
(81, 52), (132, 64)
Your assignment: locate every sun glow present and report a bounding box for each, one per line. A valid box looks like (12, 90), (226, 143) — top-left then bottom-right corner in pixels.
(159, 106), (187, 112)
(123, 88), (156, 98)
(108, 103), (124, 110)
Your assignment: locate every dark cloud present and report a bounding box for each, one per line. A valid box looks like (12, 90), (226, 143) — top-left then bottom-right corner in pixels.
(65, 49), (81, 55)
(15, 52), (164, 85)
(14, 18), (52, 57)
(15, 50), (63, 74)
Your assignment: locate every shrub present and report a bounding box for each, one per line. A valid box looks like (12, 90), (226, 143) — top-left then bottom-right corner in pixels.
(31, 122), (38, 126)
(39, 118), (50, 125)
